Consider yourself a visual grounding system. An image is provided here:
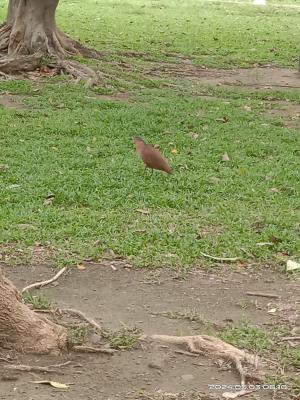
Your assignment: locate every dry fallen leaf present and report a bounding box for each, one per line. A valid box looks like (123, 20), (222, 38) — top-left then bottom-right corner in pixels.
(269, 235), (282, 244)
(32, 381), (69, 389)
(286, 260), (300, 272)
(222, 153), (230, 162)
(43, 193), (55, 207)
(211, 176), (220, 184)
(136, 209), (150, 215)
(8, 184), (21, 189)
(17, 224), (36, 230)
(216, 116), (229, 123)
(256, 242), (273, 247)
(77, 264), (86, 271)
(268, 187), (280, 193)
(242, 105), (252, 111)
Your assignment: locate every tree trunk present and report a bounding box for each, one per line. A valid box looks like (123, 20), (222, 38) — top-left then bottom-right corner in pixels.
(0, 0), (100, 81)
(0, 0), (81, 57)
(0, 271), (67, 354)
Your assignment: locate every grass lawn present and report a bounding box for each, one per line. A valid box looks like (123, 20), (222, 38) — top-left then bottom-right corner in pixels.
(0, 0), (299, 268)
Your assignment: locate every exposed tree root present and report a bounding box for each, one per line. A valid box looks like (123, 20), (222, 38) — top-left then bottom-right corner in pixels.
(72, 345), (116, 354)
(0, 271), (67, 355)
(0, 53), (43, 73)
(140, 334), (265, 386)
(35, 307), (102, 334)
(21, 267), (67, 294)
(58, 60), (100, 86)
(3, 361), (71, 373)
(0, 53), (100, 85)
(0, 17), (103, 83)
(59, 308), (102, 333)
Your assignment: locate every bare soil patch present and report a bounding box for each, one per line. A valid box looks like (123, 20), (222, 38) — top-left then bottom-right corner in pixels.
(0, 93), (28, 109)
(1, 263), (299, 400)
(263, 101), (300, 129)
(147, 64), (300, 90)
(93, 92), (131, 102)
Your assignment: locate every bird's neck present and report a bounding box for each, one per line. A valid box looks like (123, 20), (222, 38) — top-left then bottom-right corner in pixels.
(135, 142), (145, 154)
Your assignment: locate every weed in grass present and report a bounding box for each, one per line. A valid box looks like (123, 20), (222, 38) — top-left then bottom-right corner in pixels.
(281, 346), (300, 369)
(22, 292), (51, 310)
(68, 326), (88, 346)
(107, 327), (140, 349)
(219, 319), (272, 354)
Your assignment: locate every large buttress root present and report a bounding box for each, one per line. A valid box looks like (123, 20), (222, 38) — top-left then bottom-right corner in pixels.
(0, 271), (67, 355)
(0, 0), (100, 81)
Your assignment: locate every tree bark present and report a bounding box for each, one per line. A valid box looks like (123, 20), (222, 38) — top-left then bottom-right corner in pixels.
(0, 0), (83, 57)
(0, 270), (67, 354)
(0, 1), (100, 81)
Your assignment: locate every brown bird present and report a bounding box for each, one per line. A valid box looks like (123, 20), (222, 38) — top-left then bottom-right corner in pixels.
(132, 137), (172, 174)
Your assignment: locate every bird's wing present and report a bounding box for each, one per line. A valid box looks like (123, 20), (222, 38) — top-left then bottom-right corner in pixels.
(142, 145), (170, 170)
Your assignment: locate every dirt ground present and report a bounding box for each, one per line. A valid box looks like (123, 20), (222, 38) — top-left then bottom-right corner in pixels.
(0, 66), (299, 399)
(147, 64), (300, 90)
(1, 262), (299, 400)
(1, 66), (299, 129)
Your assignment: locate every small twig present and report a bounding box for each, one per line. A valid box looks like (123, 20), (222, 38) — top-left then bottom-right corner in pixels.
(21, 267), (67, 294)
(46, 361), (72, 368)
(200, 252), (240, 262)
(3, 361), (71, 373)
(246, 292), (280, 299)
(60, 308), (102, 333)
(281, 336), (300, 341)
(0, 357), (14, 363)
(175, 350), (199, 358)
(72, 345), (116, 354)
(192, 362), (206, 367)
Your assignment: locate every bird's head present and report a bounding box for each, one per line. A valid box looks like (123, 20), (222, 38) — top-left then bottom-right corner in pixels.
(132, 136), (145, 144)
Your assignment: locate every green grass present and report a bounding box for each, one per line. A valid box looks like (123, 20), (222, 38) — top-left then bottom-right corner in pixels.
(0, 79), (299, 267)
(1, 0), (299, 68)
(59, 0), (299, 68)
(107, 327), (140, 349)
(23, 292), (52, 310)
(68, 326), (89, 346)
(220, 320), (300, 391)
(220, 319), (273, 353)
(0, 0), (299, 268)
